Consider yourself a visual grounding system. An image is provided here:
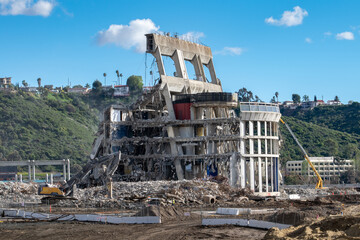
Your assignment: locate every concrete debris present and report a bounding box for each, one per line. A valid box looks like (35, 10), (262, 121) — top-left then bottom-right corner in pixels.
(0, 182), (40, 206)
(282, 186), (359, 200)
(65, 179), (250, 209)
(0, 180), (250, 209)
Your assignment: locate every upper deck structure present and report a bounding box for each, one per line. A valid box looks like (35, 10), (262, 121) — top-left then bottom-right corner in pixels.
(90, 33), (282, 196)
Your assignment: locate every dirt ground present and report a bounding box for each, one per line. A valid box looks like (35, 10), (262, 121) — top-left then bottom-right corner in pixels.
(0, 218), (267, 240)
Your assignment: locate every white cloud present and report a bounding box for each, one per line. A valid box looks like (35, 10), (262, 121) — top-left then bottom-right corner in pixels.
(179, 31), (204, 43)
(96, 19), (160, 53)
(214, 47), (243, 56)
(336, 31), (354, 40)
(265, 6), (308, 27)
(0, 0), (56, 17)
(305, 37), (312, 43)
(324, 32), (332, 36)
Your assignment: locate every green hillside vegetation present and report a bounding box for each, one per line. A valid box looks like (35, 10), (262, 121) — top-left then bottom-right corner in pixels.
(0, 89), (130, 170)
(279, 116), (360, 168)
(282, 102), (360, 135)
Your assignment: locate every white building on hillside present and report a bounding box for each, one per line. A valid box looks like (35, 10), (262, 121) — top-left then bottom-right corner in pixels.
(286, 157), (354, 180)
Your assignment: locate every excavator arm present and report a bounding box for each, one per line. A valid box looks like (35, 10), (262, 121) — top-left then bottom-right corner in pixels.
(61, 152), (121, 196)
(280, 118), (324, 189)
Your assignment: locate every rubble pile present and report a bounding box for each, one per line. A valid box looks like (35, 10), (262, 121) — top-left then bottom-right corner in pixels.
(66, 179), (250, 209)
(0, 182), (40, 206)
(283, 186), (359, 200)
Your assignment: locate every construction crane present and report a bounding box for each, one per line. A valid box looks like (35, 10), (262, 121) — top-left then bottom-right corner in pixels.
(280, 118), (324, 189)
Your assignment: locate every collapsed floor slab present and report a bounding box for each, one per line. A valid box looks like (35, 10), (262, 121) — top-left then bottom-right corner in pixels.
(1, 208), (161, 224)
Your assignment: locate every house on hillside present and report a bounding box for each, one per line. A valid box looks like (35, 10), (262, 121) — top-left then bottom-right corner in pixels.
(44, 85), (53, 90)
(20, 87), (39, 93)
(68, 87), (90, 94)
(327, 100), (342, 106)
(301, 100), (325, 110)
(281, 101), (300, 110)
(0, 77), (12, 89)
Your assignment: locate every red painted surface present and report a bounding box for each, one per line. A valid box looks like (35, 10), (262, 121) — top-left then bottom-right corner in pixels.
(173, 103), (192, 120)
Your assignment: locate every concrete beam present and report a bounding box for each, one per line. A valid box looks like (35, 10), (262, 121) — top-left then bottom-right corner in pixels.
(171, 49), (188, 79)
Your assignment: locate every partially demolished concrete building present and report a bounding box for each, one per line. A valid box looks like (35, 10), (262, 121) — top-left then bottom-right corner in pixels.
(90, 33), (281, 196)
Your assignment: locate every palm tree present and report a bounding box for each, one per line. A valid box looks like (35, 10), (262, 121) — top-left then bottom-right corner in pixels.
(37, 78), (41, 88)
(275, 92), (279, 103)
(103, 73), (107, 86)
(116, 70), (120, 85)
(22, 80), (28, 87)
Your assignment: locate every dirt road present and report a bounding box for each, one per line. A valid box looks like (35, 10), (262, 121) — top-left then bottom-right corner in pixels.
(0, 218), (266, 240)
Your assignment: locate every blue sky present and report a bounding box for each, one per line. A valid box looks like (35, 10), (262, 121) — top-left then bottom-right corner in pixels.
(1, 0), (359, 103)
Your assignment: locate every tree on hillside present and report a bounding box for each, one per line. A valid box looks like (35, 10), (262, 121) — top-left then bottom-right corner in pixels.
(116, 70), (120, 85)
(324, 138), (339, 157)
(334, 96), (340, 102)
(292, 94), (301, 104)
(37, 78), (41, 88)
(314, 95), (317, 102)
(275, 92), (279, 102)
(73, 84), (83, 88)
(126, 75), (143, 93)
(270, 96), (276, 103)
(22, 80), (28, 87)
(302, 95), (309, 102)
(103, 73), (107, 86)
(340, 169), (357, 184)
(85, 83), (90, 88)
(92, 80), (102, 90)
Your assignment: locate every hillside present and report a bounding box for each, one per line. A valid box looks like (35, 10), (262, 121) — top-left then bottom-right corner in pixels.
(0, 90), (129, 170)
(281, 102), (360, 135)
(1, 90), (359, 172)
(279, 116), (360, 166)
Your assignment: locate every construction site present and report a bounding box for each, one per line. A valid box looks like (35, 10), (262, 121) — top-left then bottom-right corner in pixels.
(1, 33), (360, 240)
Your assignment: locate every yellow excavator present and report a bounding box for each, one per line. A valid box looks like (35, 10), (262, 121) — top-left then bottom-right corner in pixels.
(280, 118), (324, 189)
(38, 152), (121, 203)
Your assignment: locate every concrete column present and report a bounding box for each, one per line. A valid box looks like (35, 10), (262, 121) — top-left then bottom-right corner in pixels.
(230, 153), (237, 187)
(67, 159), (71, 180)
(191, 55), (206, 82)
(265, 157), (268, 192)
(19, 174), (22, 183)
(63, 160), (67, 181)
(270, 157), (274, 192)
(250, 158), (255, 192)
(50, 173), (53, 185)
(264, 122), (267, 136)
(257, 121), (262, 192)
(205, 59), (219, 84)
(154, 47), (166, 76)
(239, 121), (246, 188)
(15, 174), (18, 182)
(32, 161), (36, 181)
(258, 158), (262, 192)
(240, 157), (246, 188)
(28, 160), (31, 182)
(249, 121), (254, 191)
(46, 174), (49, 183)
(162, 85), (184, 180)
(171, 49), (188, 79)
